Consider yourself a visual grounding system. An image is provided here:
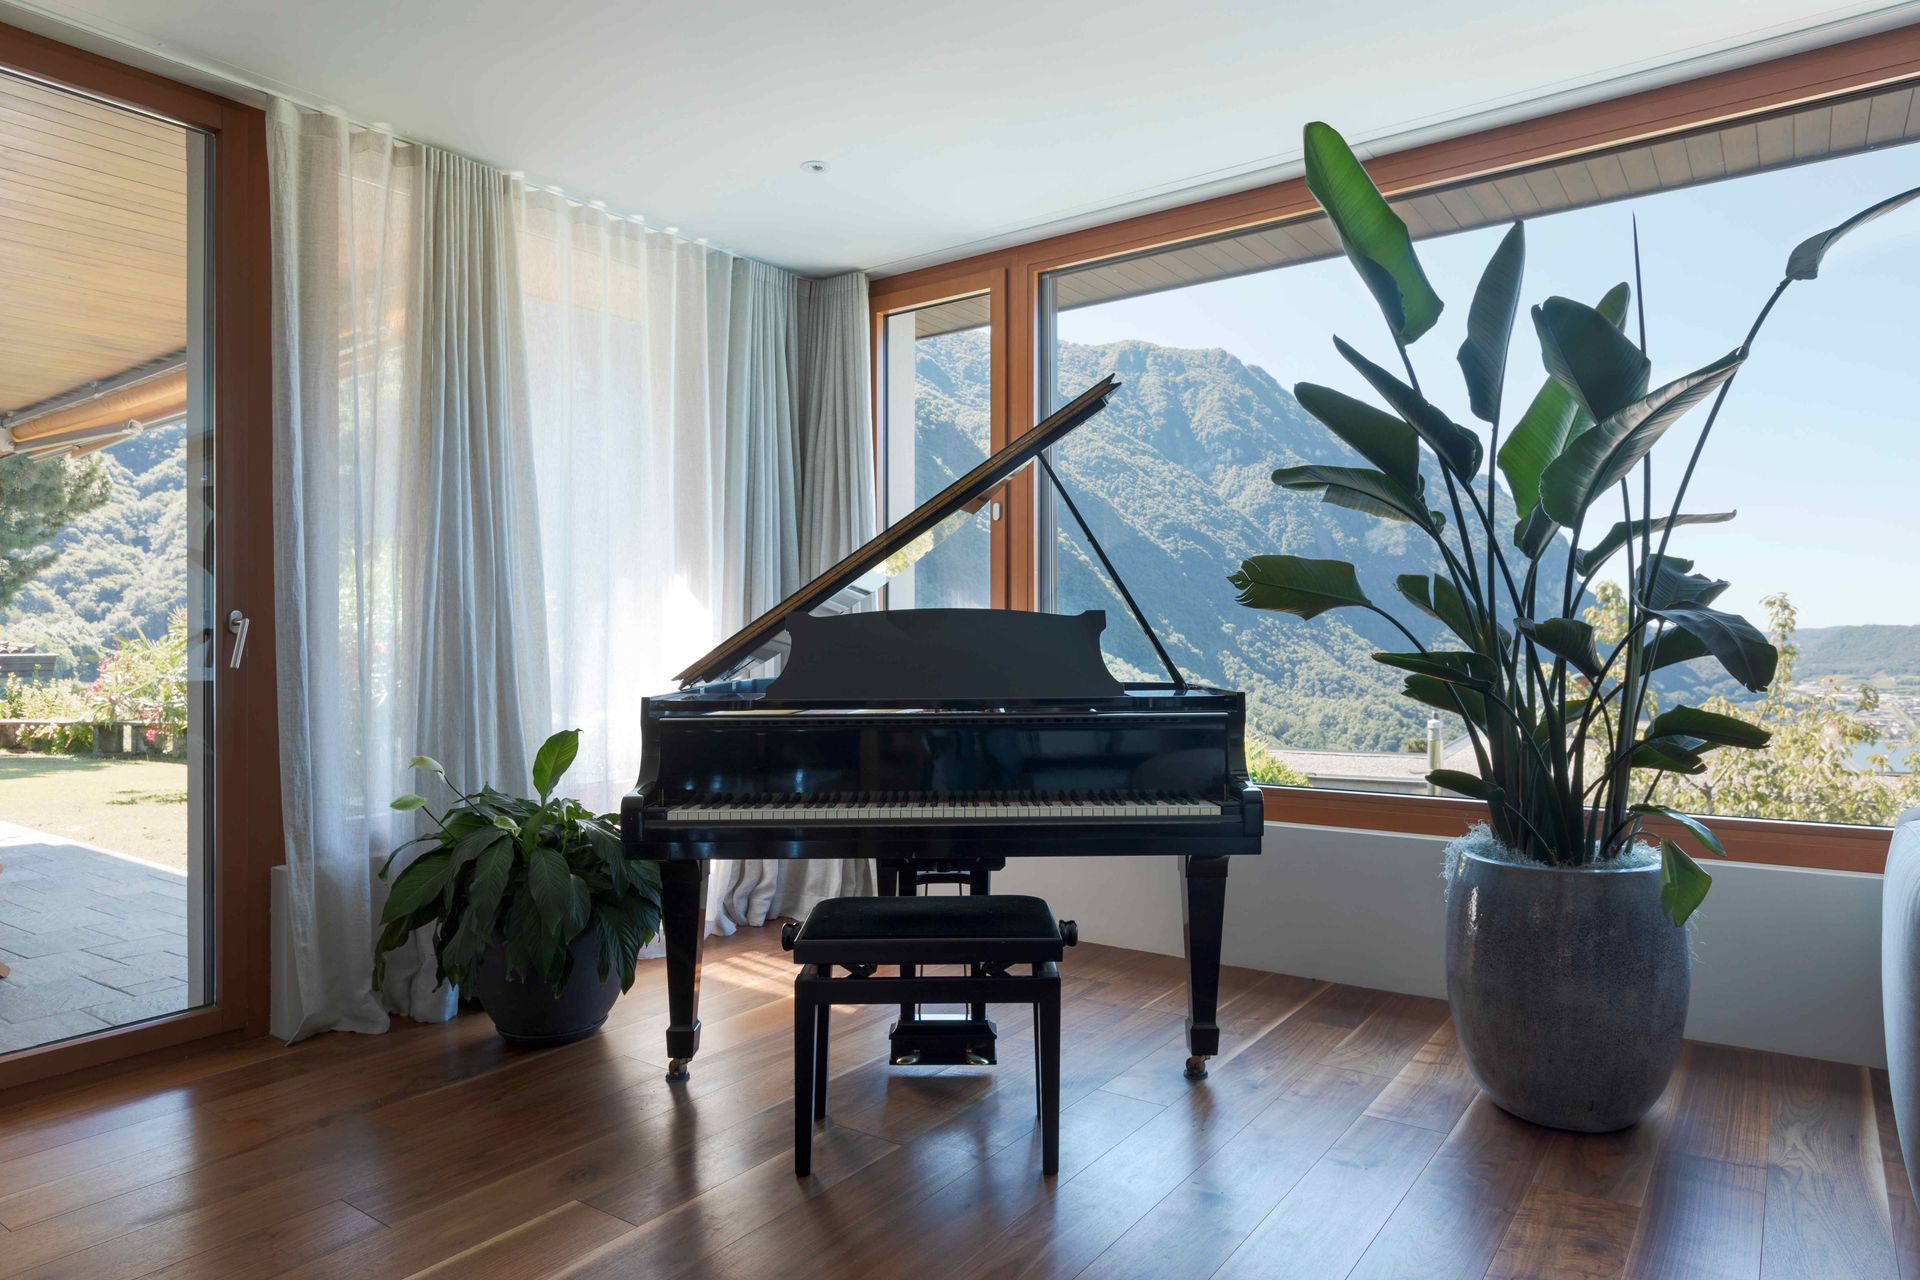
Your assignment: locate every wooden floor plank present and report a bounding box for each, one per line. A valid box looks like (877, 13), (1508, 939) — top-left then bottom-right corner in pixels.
(1212, 1114), (1444, 1280)
(1624, 1152), (1766, 1280)
(1484, 1185), (1639, 1280)
(1534, 1052), (1688, 1208)
(409, 1200), (632, 1279)
(1320, 992), (1450, 1078)
(1363, 1020), (1479, 1134)
(1760, 1054), (1898, 1279)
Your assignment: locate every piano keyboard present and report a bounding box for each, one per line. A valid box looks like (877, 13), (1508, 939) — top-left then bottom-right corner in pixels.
(664, 791), (1224, 822)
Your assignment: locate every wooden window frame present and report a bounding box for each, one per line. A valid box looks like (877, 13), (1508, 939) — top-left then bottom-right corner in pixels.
(0, 22), (278, 1091)
(869, 19), (1920, 875)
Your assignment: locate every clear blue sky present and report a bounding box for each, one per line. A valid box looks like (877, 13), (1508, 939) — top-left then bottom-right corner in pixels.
(1059, 143), (1920, 629)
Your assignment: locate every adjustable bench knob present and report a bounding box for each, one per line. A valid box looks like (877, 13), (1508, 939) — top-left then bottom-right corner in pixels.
(1059, 920), (1078, 948)
(781, 920), (800, 951)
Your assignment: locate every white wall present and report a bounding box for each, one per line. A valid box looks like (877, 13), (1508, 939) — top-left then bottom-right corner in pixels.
(996, 821), (1888, 1068)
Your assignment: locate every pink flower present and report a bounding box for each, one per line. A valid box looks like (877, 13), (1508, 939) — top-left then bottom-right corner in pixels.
(145, 728), (158, 742)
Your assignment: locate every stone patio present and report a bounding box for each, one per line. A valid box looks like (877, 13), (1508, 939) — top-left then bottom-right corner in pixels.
(0, 818), (191, 1054)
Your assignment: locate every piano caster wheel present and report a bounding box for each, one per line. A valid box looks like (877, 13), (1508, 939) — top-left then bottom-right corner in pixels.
(1184, 1055), (1210, 1080)
(892, 1050), (922, 1066)
(666, 1057), (692, 1082)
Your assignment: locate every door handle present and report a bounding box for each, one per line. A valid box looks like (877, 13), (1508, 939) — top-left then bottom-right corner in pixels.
(227, 610), (250, 670)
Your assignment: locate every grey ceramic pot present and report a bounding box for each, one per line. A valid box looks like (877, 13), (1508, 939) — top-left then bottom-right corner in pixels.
(470, 929), (623, 1047)
(1445, 844), (1688, 1132)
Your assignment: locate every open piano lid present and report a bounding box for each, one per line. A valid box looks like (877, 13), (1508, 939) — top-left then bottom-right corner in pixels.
(673, 374), (1121, 687)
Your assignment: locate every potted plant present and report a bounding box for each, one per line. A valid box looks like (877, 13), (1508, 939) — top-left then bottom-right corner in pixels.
(375, 728), (662, 1046)
(1231, 122), (1917, 1131)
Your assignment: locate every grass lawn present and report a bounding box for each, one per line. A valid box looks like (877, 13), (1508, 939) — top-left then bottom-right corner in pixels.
(0, 753), (189, 871)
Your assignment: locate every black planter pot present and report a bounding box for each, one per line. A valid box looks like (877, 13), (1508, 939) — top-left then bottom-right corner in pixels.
(469, 929), (623, 1047)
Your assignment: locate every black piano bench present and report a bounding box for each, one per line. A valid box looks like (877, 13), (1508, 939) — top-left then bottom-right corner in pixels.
(782, 894), (1078, 1177)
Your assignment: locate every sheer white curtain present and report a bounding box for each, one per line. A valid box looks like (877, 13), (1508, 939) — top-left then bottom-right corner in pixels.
(269, 103), (549, 1035)
(518, 196), (873, 935)
(272, 104), (879, 1037)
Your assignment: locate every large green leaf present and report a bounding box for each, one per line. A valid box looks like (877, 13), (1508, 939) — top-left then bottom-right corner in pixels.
(1372, 651), (1496, 687)
(1513, 504), (1558, 561)
(1646, 705), (1770, 750)
(1395, 573), (1482, 650)
(1457, 222), (1525, 424)
(1333, 339), (1482, 480)
(531, 728), (581, 801)
(1401, 674), (1486, 729)
(1271, 464), (1437, 529)
(1635, 803), (1729, 860)
(1659, 839), (1712, 926)
(1497, 284), (1630, 512)
(526, 844), (572, 932)
(381, 850), (453, 924)
(1229, 555), (1373, 619)
(1638, 554), (1728, 609)
(1646, 605), (1776, 692)
(1647, 627), (1710, 672)
(1302, 121), (1444, 344)
(1629, 740), (1710, 774)
(1576, 512), (1736, 577)
(438, 839), (516, 980)
(1293, 383), (1420, 491)
(1533, 295), (1650, 424)
(1786, 184), (1920, 280)
(1540, 349), (1744, 526)
(1428, 769), (1501, 801)
(1515, 618), (1602, 681)
(390, 793), (428, 812)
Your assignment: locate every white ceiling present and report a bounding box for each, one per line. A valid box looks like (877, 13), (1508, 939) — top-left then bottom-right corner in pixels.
(8, 0), (1919, 274)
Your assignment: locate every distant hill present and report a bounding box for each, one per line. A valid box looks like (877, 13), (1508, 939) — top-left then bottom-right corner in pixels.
(0, 423), (184, 677)
(913, 332), (1578, 752)
(1796, 625), (1920, 682)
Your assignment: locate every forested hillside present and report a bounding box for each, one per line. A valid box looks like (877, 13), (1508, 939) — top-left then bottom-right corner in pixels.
(0, 424), (184, 676)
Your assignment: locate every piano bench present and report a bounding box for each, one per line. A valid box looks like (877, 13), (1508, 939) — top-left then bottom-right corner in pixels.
(782, 894), (1077, 1177)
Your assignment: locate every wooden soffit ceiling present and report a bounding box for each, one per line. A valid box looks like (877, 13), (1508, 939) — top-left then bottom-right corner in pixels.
(0, 69), (190, 428)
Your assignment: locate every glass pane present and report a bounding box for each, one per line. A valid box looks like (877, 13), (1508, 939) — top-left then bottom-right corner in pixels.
(883, 294), (992, 609)
(1041, 124), (1920, 825)
(0, 71), (214, 1053)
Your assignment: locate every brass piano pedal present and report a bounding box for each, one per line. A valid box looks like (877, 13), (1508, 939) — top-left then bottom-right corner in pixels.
(892, 1050), (923, 1066)
(1184, 1055), (1210, 1080)
(963, 1047), (991, 1066)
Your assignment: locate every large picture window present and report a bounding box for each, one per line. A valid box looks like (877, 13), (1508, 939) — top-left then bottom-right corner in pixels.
(1029, 88), (1920, 827)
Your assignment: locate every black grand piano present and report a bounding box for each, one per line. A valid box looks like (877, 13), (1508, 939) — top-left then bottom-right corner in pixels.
(622, 376), (1264, 1081)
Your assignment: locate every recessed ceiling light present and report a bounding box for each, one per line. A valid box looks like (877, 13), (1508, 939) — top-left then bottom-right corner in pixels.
(801, 160), (830, 175)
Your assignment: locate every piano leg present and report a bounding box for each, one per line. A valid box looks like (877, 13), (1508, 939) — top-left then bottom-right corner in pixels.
(1181, 855), (1229, 1079)
(660, 859), (709, 1082)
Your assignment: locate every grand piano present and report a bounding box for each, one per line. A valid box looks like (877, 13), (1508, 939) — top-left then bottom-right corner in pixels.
(622, 375), (1264, 1081)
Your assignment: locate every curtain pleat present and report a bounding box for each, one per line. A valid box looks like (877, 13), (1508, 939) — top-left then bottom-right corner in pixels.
(271, 102), (880, 1036)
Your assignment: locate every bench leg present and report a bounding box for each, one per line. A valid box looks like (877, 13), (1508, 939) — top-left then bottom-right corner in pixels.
(795, 981), (816, 1177)
(813, 999), (830, 1120)
(1038, 981), (1061, 1176)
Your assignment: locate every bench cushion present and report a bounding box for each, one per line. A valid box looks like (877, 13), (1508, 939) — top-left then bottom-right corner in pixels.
(791, 894), (1065, 965)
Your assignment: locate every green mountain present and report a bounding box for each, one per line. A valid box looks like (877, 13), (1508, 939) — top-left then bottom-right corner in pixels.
(1796, 626), (1920, 682)
(0, 423), (185, 676)
(912, 331), (1572, 752)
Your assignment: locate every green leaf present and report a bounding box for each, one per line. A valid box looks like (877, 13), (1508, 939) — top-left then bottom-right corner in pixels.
(1293, 383), (1421, 491)
(1333, 339), (1483, 480)
(1457, 222), (1525, 424)
(1395, 574), (1481, 650)
(1647, 705), (1770, 750)
(438, 839), (515, 982)
(565, 874), (594, 938)
(1638, 554), (1728, 610)
(1647, 627), (1710, 672)
(1629, 740), (1710, 774)
(1230, 555), (1373, 620)
(1513, 504), (1558, 560)
(1634, 803), (1730, 859)
(1575, 512), (1736, 578)
(526, 844), (572, 932)
(1540, 348), (1744, 526)
(1515, 618), (1602, 681)
(1497, 284), (1630, 512)
(381, 850), (453, 923)
(1372, 651), (1495, 687)
(1659, 839), (1712, 926)
(1427, 769), (1501, 801)
(391, 793), (428, 812)
(531, 728), (581, 801)
(1646, 605), (1777, 693)
(409, 755), (446, 775)
(1533, 294), (1650, 424)
(1271, 464), (1437, 529)
(1302, 121), (1444, 344)
(1401, 674), (1486, 729)
(1786, 184), (1920, 280)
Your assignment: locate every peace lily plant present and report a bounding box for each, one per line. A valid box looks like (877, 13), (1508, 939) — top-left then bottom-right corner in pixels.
(1231, 122), (1919, 926)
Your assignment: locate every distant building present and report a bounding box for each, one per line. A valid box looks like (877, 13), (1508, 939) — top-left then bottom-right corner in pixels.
(0, 642), (56, 682)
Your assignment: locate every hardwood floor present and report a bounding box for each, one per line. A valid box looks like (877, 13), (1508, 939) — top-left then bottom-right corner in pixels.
(0, 925), (1909, 1279)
